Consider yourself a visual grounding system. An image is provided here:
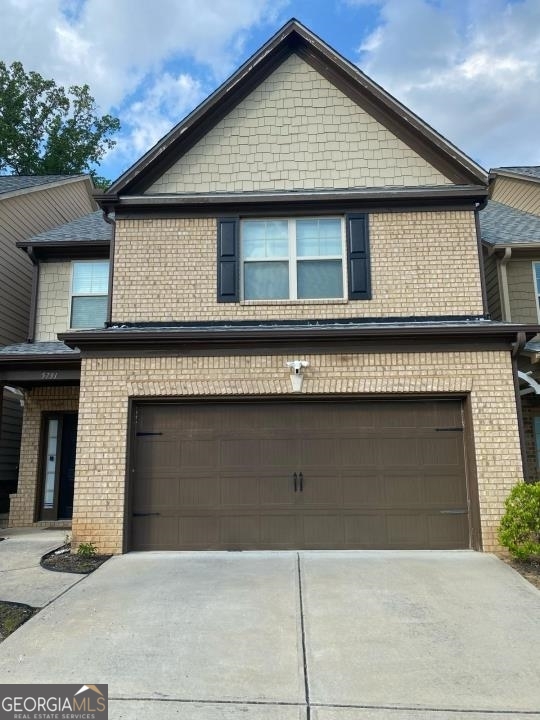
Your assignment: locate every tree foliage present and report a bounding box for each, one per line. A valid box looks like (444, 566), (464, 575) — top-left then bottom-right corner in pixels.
(0, 61), (120, 187)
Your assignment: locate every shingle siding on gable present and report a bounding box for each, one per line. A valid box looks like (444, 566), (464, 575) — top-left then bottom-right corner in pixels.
(111, 210), (483, 322)
(491, 176), (540, 217)
(148, 54), (452, 194)
(35, 262), (72, 341)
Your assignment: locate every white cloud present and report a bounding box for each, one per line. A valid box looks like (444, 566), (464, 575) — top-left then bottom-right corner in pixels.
(0, 0), (287, 176)
(355, 0), (540, 167)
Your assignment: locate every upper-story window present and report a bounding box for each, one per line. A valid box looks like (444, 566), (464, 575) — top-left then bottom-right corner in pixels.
(70, 260), (109, 329)
(241, 218), (345, 300)
(217, 214), (370, 304)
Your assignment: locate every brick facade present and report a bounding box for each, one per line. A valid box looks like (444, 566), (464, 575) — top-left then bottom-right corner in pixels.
(71, 349), (522, 555)
(112, 211), (484, 323)
(149, 54), (450, 194)
(521, 397), (540, 482)
(8, 386), (79, 527)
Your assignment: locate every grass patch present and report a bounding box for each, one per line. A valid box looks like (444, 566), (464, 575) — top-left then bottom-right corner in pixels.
(0, 601), (36, 642)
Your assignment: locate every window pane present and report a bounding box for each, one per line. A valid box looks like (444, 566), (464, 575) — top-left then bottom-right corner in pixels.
(243, 221), (288, 259)
(71, 296), (108, 328)
(297, 219), (341, 257)
(43, 419), (59, 509)
(244, 262), (289, 299)
(72, 261), (109, 294)
(535, 263), (540, 292)
(297, 260), (343, 299)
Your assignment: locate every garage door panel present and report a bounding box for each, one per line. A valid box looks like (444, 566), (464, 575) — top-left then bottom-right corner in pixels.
(181, 439), (219, 468)
(135, 439), (179, 472)
(427, 513), (469, 548)
(344, 515), (389, 546)
(340, 438), (377, 465)
(303, 515), (345, 547)
(421, 435), (464, 466)
(260, 515), (298, 546)
(382, 438), (419, 466)
(384, 474), (424, 506)
(342, 474), (384, 506)
(179, 516), (220, 547)
(386, 514), (428, 547)
(220, 516), (261, 546)
(131, 400), (470, 551)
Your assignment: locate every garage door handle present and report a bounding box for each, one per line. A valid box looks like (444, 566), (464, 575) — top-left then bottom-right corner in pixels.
(299, 472), (304, 492)
(132, 512), (161, 517)
(440, 509), (468, 514)
(293, 472), (298, 492)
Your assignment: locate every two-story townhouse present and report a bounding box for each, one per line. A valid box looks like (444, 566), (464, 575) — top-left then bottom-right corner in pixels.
(481, 167), (540, 481)
(0, 210), (111, 527)
(0, 175), (96, 515)
(0, 20), (535, 554)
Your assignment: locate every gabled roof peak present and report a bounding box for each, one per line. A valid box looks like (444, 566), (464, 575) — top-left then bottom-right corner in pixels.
(104, 18), (487, 198)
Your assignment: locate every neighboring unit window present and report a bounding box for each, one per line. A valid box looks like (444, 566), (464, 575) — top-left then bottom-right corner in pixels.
(241, 218), (345, 301)
(70, 260), (109, 329)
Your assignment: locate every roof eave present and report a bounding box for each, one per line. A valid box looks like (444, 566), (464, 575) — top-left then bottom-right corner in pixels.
(489, 169), (540, 185)
(59, 323), (538, 352)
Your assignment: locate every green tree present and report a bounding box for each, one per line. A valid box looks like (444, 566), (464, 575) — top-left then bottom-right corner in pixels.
(0, 61), (120, 189)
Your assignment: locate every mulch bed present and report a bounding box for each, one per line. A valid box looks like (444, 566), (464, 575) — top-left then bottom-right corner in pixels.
(498, 555), (540, 591)
(41, 545), (111, 574)
(0, 601), (36, 642)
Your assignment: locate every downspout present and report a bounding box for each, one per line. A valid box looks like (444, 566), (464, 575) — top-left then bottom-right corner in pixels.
(103, 208), (116, 326)
(511, 331), (528, 482)
(474, 206), (489, 317)
(27, 247), (39, 343)
(499, 247), (512, 322)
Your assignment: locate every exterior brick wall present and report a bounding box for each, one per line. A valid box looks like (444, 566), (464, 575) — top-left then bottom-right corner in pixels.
(72, 349), (522, 554)
(35, 261), (71, 341)
(111, 211), (484, 323)
(8, 386), (79, 526)
(149, 54), (450, 193)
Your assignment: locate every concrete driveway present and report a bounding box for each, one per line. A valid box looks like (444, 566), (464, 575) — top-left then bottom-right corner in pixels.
(0, 551), (539, 719)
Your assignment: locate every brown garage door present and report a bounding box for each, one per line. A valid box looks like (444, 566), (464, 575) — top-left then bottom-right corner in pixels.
(130, 400), (470, 551)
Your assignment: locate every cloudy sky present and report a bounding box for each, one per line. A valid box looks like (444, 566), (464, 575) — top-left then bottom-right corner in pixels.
(1, 0), (539, 182)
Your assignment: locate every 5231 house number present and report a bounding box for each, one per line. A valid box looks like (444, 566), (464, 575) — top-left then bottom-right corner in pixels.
(41, 371), (58, 380)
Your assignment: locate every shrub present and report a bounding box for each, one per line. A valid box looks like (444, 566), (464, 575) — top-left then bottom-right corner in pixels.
(499, 482), (540, 561)
(76, 542), (97, 558)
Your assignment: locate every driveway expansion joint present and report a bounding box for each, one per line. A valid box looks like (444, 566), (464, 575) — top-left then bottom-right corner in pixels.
(297, 551), (311, 718)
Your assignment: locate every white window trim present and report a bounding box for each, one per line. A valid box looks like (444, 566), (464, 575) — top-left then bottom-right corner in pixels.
(240, 217), (347, 301)
(69, 259), (109, 330)
(532, 261), (540, 323)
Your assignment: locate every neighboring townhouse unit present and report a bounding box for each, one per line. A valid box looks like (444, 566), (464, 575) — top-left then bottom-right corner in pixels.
(0, 175), (96, 514)
(0, 20), (536, 554)
(481, 172), (540, 482)
(490, 166), (540, 216)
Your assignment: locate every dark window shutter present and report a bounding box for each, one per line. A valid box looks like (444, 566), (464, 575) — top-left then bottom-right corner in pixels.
(346, 214), (371, 300)
(217, 218), (239, 302)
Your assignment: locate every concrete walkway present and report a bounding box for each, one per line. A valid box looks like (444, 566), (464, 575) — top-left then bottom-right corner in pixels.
(0, 551), (538, 719)
(0, 527), (81, 607)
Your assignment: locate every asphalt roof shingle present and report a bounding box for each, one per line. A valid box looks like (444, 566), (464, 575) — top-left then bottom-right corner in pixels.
(480, 200), (540, 245)
(23, 210), (112, 245)
(493, 166), (540, 180)
(0, 342), (79, 356)
(0, 175), (83, 195)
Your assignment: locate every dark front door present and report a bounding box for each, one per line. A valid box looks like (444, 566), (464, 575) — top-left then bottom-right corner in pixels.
(130, 400), (470, 551)
(40, 413), (78, 521)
